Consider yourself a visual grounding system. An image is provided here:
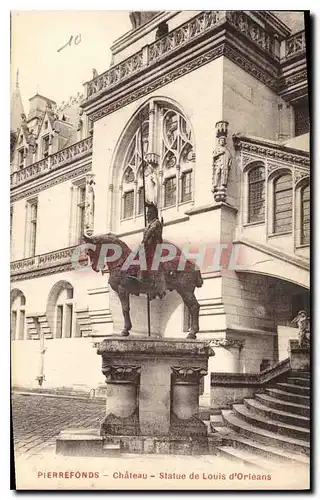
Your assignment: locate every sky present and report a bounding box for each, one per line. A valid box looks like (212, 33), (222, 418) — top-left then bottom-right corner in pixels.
(10, 11), (132, 112)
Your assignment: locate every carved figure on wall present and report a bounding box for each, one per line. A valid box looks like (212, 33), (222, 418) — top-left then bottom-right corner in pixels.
(212, 120), (233, 202)
(92, 68), (99, 79)
(144, 162), (159, 206)
(84, 175), (95, 236)
(291, 310), (310, 347)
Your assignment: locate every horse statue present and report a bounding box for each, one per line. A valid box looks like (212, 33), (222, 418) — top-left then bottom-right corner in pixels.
(83, 207), (203, 339)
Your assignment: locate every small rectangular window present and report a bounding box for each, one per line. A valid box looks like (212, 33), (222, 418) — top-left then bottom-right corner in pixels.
(42, 136), (50, 158)
(164, 177), (176, 207)
(11, 311), (17, 341)
(18, 148), (24, 168)
(181, 171), (192, 202)
(64, 304), (73, 338)
(123, 190), (134, 219)
(28, 201), (38, 257)
(56, 305), (63, 339)
(19, 310), (25, 340)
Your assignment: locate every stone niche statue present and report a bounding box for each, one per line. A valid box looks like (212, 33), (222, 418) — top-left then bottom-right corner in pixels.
(212, 121), (233, 203)
(291, 310), (310, 347)
(84, 175), (95, 236)
(144, 154), (160, 207)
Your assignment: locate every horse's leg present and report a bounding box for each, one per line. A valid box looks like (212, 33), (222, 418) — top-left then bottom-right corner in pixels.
(118, 285), (132, 337)
(179, 289), (200, 339)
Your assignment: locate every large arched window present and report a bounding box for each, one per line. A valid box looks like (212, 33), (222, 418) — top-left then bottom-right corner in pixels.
(248, 165), (265, 223)
(119, 100), (195, 219)
(47, 281), (75, 339)
(11, 290), (26, 341)
(273, 173), (293, 233)
(301, 183), (310, 245)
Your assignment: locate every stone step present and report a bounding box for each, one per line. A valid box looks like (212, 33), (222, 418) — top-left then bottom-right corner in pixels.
(216, 445), (278, 471)
(287, 377), (310, 388)
(289, 371), (310, 379)
(233, 404), (310, 441)
(222, 410), (310, 455)
(273, 382), (310, 396)
(255, 393), (310, 418)
(102, 443), (121, 456)
(210, 414), (224, 425)
(230, 435), (309, 466)
(265, 388), (310, 406)
(244, 398), (310, 429)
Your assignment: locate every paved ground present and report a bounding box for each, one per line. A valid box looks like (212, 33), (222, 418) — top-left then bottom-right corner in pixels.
(12, 392), (105, 457)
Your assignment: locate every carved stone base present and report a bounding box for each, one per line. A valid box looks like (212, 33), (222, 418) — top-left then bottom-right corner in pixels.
(170, 412), (207, 437)
(289, 340), (310, 371)
(100, 408), (140, 436)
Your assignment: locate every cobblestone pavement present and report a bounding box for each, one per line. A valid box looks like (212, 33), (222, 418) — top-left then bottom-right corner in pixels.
(12, 393), (105, 458)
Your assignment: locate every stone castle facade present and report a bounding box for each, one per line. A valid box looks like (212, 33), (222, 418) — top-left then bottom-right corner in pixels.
(10, 11), (310, 397)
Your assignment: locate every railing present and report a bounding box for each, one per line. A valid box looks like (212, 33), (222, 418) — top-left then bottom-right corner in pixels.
(284, 30), (306, 59)
(10, 136), (93, 189)
(11, 246), (76, 276)
(225, 11), (278, 57)
(86, 11), (281, 101)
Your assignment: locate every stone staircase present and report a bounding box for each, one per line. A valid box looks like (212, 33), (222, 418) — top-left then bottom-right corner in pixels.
(211, 370), (310, 470)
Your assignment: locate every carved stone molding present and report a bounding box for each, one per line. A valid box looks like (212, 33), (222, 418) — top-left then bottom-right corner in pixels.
(234, 136), (309, 167)
(102, 364), (141, 382)
(294, 169), (309, 185)
(209, 338), (244, 349)
(171, 366), (207, 384)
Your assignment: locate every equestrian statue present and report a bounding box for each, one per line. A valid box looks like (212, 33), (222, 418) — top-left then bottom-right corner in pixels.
(83, 203), (203, 339)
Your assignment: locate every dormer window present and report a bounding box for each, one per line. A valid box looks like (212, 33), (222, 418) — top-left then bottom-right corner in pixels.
(42, 135), (50, 158)
(44, 120), (48, 130)
(19, 135), (23, 144)
(18, 148), (24, 168)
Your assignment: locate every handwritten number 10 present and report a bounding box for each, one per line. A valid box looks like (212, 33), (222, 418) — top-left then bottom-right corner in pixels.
(57, 34), (81, 53)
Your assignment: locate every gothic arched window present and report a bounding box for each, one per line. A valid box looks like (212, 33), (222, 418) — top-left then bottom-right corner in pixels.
(119, 100), (195, 219)
(248, 165), (265, 223)
(273, 173), (293, 233)
(301, 183), (310, 245)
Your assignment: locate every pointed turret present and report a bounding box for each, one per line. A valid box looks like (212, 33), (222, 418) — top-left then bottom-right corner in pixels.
(10, 70), (25, 133)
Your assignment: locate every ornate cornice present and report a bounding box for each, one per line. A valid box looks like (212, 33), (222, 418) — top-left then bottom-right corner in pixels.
(171, 366), (207, 384)
(233, 135), (309, 167)
(10, 163), (92, 203)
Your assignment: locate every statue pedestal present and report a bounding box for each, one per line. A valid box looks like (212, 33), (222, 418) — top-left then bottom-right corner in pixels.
(56, 337), (210, 455)
(289, 340), (310, 371)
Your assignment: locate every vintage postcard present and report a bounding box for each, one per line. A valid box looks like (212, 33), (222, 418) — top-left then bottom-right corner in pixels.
(10, 9), (311, 491)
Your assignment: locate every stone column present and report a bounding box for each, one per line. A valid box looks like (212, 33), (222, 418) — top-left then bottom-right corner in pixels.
(201, 339), (244, 405)
(100, 364), (140, 436)
(170, 366), (207, 437)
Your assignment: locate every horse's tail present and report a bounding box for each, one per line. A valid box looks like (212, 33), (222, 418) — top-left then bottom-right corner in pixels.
(195, 270), (203, 288)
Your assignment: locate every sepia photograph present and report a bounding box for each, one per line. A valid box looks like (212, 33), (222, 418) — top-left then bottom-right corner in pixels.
(10, 8), (311, 491)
